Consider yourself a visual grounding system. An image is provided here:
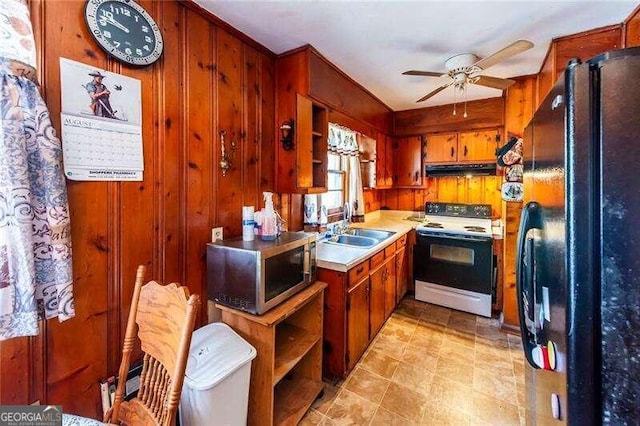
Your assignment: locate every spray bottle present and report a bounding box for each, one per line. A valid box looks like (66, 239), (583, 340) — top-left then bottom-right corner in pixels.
(260, 192), (278, 241)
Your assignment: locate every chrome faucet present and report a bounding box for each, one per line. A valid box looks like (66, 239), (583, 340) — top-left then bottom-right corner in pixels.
(344, 202), (351, 223)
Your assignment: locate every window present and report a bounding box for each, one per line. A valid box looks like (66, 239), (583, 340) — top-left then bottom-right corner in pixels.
(324, 152), (344, 212)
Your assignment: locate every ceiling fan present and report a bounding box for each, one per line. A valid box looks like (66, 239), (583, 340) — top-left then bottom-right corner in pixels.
(403, 40), (534, 103)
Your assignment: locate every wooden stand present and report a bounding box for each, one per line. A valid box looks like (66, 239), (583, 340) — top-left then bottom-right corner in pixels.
(216, 282), (327, 426)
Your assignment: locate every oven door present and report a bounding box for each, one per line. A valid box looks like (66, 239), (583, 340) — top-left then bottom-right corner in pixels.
(413, 231), (493, 294)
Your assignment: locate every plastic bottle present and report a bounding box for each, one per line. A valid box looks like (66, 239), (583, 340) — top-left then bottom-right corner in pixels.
(260, 192), (278, 241)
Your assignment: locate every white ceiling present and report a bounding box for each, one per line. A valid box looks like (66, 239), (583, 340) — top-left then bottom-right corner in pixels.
(195, 1), (637, 111)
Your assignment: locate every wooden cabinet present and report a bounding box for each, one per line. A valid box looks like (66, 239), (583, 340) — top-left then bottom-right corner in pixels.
(276, 93), (328, 193)
(375, 133), (394, 188)
(318, 233), (409, 379)
(369, 261), (386, 339)
(424, 129), (500, 164)
(424, 133), (458, 163)
(346, 277), (369, 371)
(396, 246), (408, 303)
(394, 135), (425, 187)
(217, 282), (327, 426)
(384, 256), (397, 320)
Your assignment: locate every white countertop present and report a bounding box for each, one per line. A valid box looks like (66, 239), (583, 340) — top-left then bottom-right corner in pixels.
(316, 210), (503, 272)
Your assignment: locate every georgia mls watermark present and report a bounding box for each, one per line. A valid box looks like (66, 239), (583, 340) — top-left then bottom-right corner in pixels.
(0, 405), (62, 426)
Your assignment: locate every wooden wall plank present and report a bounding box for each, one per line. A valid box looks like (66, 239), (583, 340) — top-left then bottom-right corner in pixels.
(394, 97), (504, 136)
(505, 76), (537, 137)
(244, 45), (260, 209)
(260, 53), (276, 192)
(625, 5), (640, 47)
(536, 43), (555, 108)
(554, 25), (622, 79)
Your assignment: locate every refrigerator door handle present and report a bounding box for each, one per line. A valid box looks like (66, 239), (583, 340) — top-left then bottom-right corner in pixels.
(516, 201), (543, 368)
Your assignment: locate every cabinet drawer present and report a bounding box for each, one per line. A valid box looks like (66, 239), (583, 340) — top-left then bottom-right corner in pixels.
(348, 260), (370, 285)
(396, 234), (407, 248)
(370, 251), (385, 270)
(384, 243), (396, 258)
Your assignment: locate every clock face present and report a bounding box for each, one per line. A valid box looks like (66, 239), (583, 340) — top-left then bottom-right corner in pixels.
(85, 0), (163, 66)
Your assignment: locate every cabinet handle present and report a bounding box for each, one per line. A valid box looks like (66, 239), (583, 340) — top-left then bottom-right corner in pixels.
(450, 147), (454, 157)
(464, 145), (468, 156)
(414, 171), (419, 182)
(356, 266), (364, 274)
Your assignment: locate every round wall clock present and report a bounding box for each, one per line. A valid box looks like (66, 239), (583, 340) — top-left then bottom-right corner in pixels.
(85, 0), (163, 66)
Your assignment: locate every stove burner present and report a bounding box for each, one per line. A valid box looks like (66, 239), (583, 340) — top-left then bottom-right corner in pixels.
(464, 226), (486, 232)
(422, 222), (444, 228)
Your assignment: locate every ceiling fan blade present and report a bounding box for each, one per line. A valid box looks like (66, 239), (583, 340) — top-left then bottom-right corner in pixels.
(473, 75), (516, 90)
(416, 83), (452, 103)
(403, 70), (444, 77)
(473, 40), (534, 70)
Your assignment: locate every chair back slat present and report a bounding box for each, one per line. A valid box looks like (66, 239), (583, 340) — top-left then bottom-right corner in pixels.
(105, 265), (199, 426)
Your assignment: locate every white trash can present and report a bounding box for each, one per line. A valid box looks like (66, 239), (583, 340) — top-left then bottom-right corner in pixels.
(180, 322), (256, 426)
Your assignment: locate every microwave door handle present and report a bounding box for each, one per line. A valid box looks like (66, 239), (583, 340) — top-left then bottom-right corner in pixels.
(303, 247), (311, 277)
(516, 201), (543, 369)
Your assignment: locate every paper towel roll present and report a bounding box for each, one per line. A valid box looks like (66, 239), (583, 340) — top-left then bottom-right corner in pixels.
(242, 206), (255, 241)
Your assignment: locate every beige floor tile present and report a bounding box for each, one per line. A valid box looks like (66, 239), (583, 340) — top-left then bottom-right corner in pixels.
(344, 367), (390, 404)
(379, 319), (416, 343)
(440, 339), (475, 363)
(299, 409), (325, 425)
(390, 361), (434, 395)
(435, 357), (474, 386)
(471, 391), (520, 425)
(477, 315), (502, 327)
(325, 388), (378, 425)
(421, 402), (471, 426)
(370, 406), (416, 426)
(394, 303), (424, 320)
(428, 374), (473, 414)
(476, 323), (511, 341)
(512, 359), (525, 384)
(312, 382), (341, 414)
(387, 311), (420, 326)
(379, 382), (427, 422)
(370, 333), (408, 360)
(442, 328), (476, 349)
(360, 348), (399, 379)
(474, 352), (514, 376)
(401, 343), (439, 371)
(473, 367), (518, 404)
(447, 313), (478, 334)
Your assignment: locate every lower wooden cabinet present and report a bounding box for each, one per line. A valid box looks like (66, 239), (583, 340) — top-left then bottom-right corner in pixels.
(319, 232), (410, 380)
(396, 246), (408, 303)
(369, 261), (387, 340)
(346, 277), (370, 371)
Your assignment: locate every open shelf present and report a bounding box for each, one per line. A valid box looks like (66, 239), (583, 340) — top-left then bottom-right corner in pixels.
(274, 376), (324, 426)
(274, 323), (320, 385)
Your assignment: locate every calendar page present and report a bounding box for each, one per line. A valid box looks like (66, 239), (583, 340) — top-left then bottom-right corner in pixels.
(60, 58), (143, 181)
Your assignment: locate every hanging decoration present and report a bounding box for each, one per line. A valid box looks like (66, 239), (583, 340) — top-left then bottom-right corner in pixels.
(496, 136), (524, 202)
(0, 0), (74, 340)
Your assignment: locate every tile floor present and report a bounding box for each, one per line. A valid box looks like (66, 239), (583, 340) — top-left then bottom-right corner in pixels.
(301, 296), (526, 425)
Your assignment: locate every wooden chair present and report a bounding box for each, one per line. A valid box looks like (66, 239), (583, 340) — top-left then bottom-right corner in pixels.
(63, 265), (199, 426)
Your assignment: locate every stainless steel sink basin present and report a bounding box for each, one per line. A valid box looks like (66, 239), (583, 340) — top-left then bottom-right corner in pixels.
(348, 228), (396, 240)
(324, 235), (378, 248)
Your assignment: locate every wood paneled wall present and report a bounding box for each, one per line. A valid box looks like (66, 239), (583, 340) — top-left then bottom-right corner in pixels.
(625, 5), (640, 47)
(0, 0), (287, 417)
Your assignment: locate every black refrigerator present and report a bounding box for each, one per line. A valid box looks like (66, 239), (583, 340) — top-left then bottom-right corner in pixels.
(517, 47), (640, 424)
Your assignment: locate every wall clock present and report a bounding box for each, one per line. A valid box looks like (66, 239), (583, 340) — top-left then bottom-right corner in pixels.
(85, 0), (163, 66)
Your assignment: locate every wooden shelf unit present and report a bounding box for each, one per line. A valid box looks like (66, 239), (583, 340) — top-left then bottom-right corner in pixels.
(217, 282), (327, 426)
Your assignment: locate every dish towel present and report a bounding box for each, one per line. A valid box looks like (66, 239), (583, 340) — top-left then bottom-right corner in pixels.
(0, 0), (74, 340)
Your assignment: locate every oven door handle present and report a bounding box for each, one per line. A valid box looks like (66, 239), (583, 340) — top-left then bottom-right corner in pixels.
(516, 201), (543, 369)
(416, 231), (491, 243)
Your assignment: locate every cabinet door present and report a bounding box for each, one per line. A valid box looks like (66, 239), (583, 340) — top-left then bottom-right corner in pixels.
(384, 135), (395, 187)
(396, 247), (408, 304)
(347, 278), (370, 370)
(296, 94), (314, 188)
(375, 132), (389, 189)
(394, 136), (423, 187)
(425, 133), (457, 164)
(384, 256), (397, 320)
(369, 265), (386, 340)
(458, 129), (499, 163)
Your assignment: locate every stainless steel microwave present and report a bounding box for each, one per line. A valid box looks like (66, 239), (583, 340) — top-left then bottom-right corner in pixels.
(206, 232), (317, 315)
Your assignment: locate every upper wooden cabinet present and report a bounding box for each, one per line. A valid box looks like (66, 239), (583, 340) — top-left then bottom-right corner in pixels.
(375, 133), (394, 189)
(424, 129), (500, 164)
(394, 135), (425, 187)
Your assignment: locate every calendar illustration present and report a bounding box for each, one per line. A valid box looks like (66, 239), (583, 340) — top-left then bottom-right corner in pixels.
(60, 58), (143, 181)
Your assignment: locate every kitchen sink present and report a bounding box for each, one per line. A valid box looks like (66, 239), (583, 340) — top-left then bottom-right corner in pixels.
(324, 235), (378, 248)
(348, 228), (396, 241)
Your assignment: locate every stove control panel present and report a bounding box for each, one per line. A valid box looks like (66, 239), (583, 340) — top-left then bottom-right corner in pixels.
(425, 202), (492, 218)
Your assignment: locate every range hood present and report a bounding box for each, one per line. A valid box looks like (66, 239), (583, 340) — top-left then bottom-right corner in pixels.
(425, 163), (497, 177)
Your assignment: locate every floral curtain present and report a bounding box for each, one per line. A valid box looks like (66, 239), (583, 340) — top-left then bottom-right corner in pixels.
(328, 123), (360, 156)
(0, 0), (74, 340)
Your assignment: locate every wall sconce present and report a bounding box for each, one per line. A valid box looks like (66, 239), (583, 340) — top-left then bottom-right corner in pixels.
(280, 119), (294, 151)
(219, 129), (236, 176)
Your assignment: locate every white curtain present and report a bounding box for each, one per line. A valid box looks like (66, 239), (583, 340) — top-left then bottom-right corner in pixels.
(329, 123), (364, 222)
